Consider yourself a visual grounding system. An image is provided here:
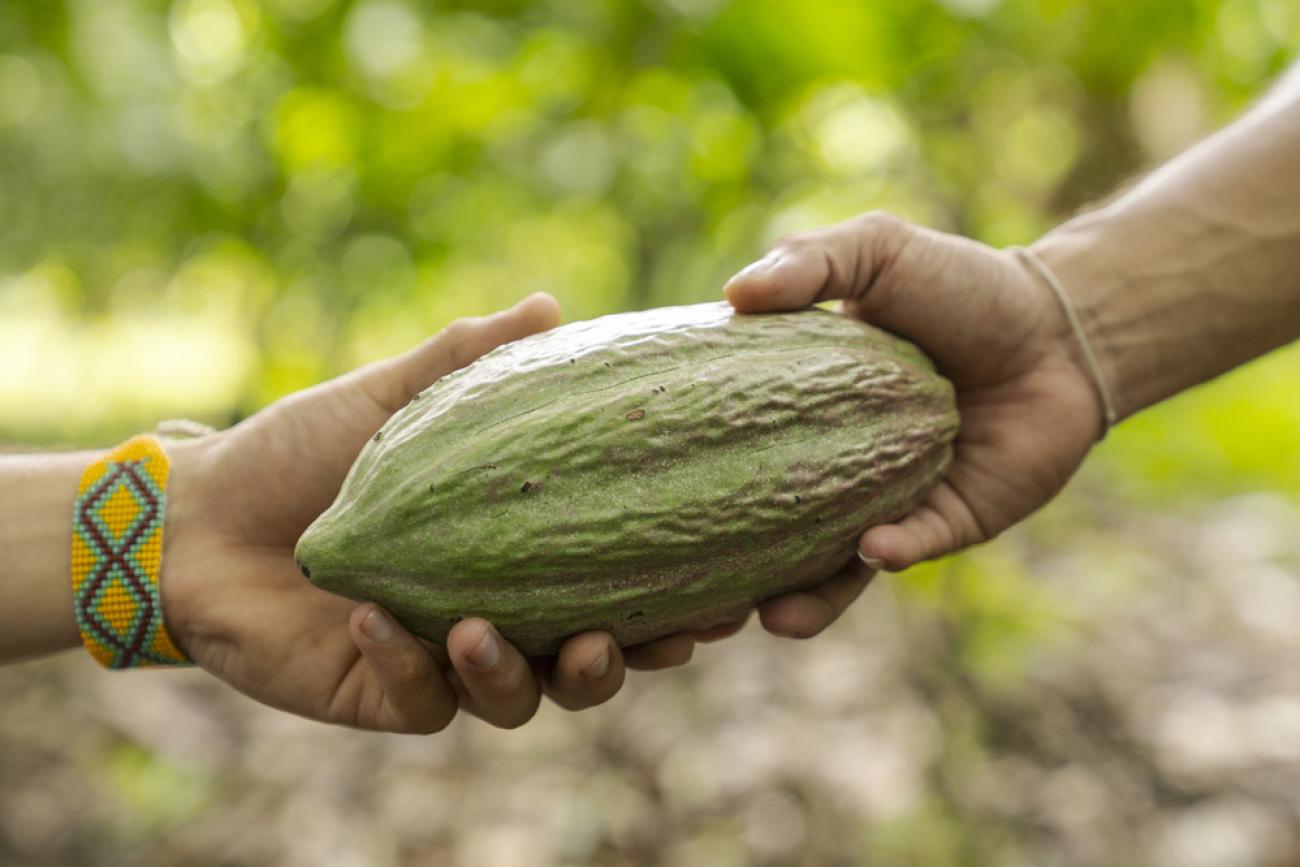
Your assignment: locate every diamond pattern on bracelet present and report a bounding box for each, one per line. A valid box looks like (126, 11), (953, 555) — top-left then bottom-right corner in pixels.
(71, 435), (190, 669)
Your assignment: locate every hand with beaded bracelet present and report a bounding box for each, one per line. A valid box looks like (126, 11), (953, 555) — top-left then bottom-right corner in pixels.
(0, 294), (751, 733)
(7, 65), (1300, 727)
(719, 60), (1300, 636)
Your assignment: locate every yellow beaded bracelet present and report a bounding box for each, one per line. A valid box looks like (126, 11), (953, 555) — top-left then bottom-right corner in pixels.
(70, 434), (190, 669)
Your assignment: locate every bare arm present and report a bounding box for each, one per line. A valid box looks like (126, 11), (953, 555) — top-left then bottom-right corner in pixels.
(1035, 65), (1300, 419)
(0, 439), (217, 664)
(0, 452), (88, 661)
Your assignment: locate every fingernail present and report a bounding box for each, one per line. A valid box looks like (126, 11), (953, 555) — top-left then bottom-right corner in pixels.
(467, 627), (501, 668)
(362, 608), (395, 643)
(858, 551), (887, 571)
(581, 645), (611, 679)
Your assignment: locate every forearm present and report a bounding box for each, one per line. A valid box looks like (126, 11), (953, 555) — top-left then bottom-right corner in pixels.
(1032, 63), (1300, 420)
(0, 452), (88, 662)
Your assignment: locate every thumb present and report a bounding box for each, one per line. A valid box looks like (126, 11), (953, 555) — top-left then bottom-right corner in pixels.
(361, 292), (563, 414)
(723, 211), (908, 313)
(723, 212), (1035, 383)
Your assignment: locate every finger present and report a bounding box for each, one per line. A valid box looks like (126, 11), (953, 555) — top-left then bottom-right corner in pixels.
(857, 479), (985, 570)
(362, 292), (564, 413)
(543, 631), (626, 711)
(445, 618), (542, 729)
(623, 633), (695, 670)
(723, 211), (906, 313)
(757, 560), (875, 639)
(691, 610), (751, 643)
(350, 604), (459, 734)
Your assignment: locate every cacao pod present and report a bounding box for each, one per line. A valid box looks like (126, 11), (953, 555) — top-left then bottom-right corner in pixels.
(295, 302), (958, 655)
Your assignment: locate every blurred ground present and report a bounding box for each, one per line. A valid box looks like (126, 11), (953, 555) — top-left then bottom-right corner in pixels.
(3, 458), (1299, 866)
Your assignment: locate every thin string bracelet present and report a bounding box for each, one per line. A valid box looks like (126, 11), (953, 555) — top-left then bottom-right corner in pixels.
(1009, 246), (1119, 438)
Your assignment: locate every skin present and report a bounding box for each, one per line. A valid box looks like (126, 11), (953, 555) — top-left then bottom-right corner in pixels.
(0, 293), (861, 733)
(15, 60), (1291, 736)
(725, 61), (1300, 572)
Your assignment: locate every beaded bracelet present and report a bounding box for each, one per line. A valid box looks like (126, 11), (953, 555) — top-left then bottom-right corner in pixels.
(70, 434), (191, 669)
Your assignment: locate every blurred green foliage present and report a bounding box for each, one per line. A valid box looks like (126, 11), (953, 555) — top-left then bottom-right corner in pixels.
(102, 741), (216, 835)
(1, 0), (1297, 459)
(3, 5), (1300, 864)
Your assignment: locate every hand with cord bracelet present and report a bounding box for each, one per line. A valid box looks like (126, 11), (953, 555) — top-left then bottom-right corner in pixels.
(722, 61), (1300, 620)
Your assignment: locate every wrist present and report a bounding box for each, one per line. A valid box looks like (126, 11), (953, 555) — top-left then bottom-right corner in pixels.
(1028, 221), (1134, 422)
(1011, 240), (1117, 439)
(157, 432), (225, 659)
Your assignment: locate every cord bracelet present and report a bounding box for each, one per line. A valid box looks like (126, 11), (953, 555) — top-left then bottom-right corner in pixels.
(1010, 245), (1119, 438)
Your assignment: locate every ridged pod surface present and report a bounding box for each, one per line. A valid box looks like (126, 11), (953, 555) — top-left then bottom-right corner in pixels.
(295, 302), (958, 655)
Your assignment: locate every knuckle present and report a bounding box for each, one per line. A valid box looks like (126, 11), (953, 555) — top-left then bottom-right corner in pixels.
(857, 208), (902, 231)
(857, 207), (899, 227)
(441, 317), (476, 341)
(438, 317), (483, 367)
(386, 647), (435, 686)
(773, 230), (812, 252)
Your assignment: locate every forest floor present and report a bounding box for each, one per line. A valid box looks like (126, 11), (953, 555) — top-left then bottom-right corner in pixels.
(2, 477), (1299, 867)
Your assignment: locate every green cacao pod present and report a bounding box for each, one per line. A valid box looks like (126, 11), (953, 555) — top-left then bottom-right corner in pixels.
(295, 302), (958, 655)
